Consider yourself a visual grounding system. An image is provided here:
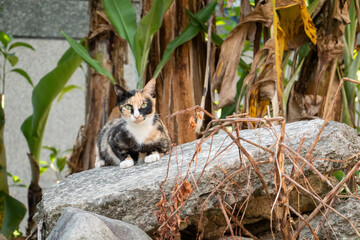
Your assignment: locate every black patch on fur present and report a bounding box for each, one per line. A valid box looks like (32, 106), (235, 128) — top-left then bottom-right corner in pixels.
(114, 85), (134, 105)
(139, 98), (153, 116)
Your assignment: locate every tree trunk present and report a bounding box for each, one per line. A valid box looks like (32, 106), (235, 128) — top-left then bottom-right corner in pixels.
(69, 0), (126, 173)
(145, 0), (209, 144)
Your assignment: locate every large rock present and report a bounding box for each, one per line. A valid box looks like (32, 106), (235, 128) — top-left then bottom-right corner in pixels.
(300, 198), (360, 240)
(46, 207), (151, 240)
(34, 120), (360, 238)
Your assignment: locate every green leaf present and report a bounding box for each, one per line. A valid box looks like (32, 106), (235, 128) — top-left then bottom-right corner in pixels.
(333, 170), (345, 182)
(7, 54), (18, 66)
(61, 31), (116, 85)
(0, 31), (10, 48)
(341, 86), (354, 127)
(43, 146), (58, 155)
(21, 47), (83, 163)
(103, 0), (137, 54)
(9, 42), (35, 51)
(57, 85), (81, 102)
(0, 192), (26, 239)
(185, 8), (224, 46)
(153, 0), (217, 79)
(56, 157), (67, 172)
(10, 68), (34, 87)
(134, 0), (174, 86)
(57, 43), (83, 66)
(39, 166), (48, 175)
(7, 173), (22, 184)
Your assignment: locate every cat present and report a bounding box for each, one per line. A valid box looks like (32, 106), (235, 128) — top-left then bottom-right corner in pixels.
(96, 79), (171, 168)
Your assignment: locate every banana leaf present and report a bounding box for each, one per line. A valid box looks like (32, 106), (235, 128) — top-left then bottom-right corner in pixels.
(103, 0), (137, 55)
(134, 0), (174, 86)
(21, 47), (83, 163)
(153, 0), (217, 79)
(62, 32), (115, 85)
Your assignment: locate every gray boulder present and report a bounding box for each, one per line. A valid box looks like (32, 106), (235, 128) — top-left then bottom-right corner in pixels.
(34, 120), (360, 239)
(300, 198), (360, 240)
(46, 207), (151, 240)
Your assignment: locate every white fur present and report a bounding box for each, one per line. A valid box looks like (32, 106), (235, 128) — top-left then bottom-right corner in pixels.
(145, 152), (160, 163)
(95, 160), (105, 168)
(126, 114), (154, 144)
(132, 104), (140, 119)
(120, 157), (134, 168)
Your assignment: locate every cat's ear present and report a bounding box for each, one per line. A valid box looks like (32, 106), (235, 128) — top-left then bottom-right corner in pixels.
(143, 79), (156, 98)
(114, 84), (131, 103)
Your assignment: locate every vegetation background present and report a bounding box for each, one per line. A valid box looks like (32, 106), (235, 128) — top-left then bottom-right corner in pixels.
(0, 0), (359, 238)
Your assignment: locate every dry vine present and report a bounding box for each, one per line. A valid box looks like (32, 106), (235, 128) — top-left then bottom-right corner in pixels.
(155, 78), (360, 239)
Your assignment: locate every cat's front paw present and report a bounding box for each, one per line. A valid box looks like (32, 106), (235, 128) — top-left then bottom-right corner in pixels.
(120, 157), (134, 168)
(145, 152), (160, 163)
(95, 160), (105, 168)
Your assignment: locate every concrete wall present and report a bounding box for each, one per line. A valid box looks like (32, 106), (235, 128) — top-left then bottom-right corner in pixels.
(1, 0), (88, 234)
(5, 39), (87, 233)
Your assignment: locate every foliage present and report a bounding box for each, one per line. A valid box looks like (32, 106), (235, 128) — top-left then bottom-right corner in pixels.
(0, 192), (26, 239)
(153, 0), (218, 78)
(40, 146), (72, 181)
(63, 0), (174, 88)
(0, 31), (31, 238)
(61, 33), (115, 85)
(64, 0), (219, 89)
(21, 47), (82, 167)
(103, 0), (173, 87)
(0, 31), (34, 93)
(213, 0), (360, 133)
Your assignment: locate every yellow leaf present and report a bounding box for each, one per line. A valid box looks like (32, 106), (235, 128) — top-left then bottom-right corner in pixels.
(277, 0), (317, 48)
(273, 0), (285, 103)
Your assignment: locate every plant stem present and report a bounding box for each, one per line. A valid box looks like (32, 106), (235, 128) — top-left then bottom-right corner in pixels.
(0, 95), (8, 227)
(2, 57), (6, 95)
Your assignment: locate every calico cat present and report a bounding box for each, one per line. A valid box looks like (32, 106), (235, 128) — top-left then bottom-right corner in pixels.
(96, 79), (171, 168)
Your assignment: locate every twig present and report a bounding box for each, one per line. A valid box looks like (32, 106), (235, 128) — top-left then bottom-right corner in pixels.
(196, 15), (213, 134)
(218, 195), (236, 240)
(293, 159), (360, 237)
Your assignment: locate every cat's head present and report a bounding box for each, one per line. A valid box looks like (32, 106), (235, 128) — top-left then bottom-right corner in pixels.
(114, 79), (156, 124)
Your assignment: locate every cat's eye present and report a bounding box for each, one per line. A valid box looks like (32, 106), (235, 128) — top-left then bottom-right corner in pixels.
(124, 105), (132, 110)
(141, 103), (147, 108)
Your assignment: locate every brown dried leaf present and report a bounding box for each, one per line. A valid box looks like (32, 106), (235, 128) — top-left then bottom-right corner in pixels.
(241, 0), (252, 19)
(244, 39), (278, 117)
(188, 116), (197, 132)
(196, 110), (204, 120)
(212, 1), (273, 108)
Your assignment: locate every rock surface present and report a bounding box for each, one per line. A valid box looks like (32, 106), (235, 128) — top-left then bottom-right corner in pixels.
(300, 198), (360, 240)
(46, 207), (151, 240)
(34, 120), (360, 238)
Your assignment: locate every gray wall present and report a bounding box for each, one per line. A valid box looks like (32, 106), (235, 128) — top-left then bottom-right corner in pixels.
(1, 0), (89, 233)
(5, 39), (87, 233)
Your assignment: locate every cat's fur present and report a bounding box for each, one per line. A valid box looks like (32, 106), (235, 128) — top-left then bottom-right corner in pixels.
(96, 79), (171, 168)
